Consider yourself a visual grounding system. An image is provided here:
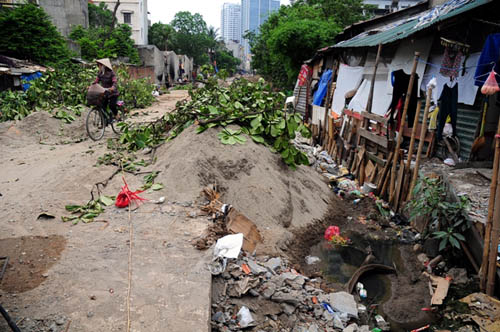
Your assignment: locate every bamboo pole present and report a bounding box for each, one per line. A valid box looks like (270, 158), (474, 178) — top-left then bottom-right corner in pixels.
(486, 121), (500, 295)
(408, 86), (432, 201)
(366, 44), (383, 114)
(389, 52), (420, 203)
(402, 101), (422, 202)
(480, 117), (500, 292)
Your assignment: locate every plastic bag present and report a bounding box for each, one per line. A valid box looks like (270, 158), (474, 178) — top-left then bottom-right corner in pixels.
(237, 306), (254, 328)
(481, 71), (500, 95)
(115, 177), (146, 208)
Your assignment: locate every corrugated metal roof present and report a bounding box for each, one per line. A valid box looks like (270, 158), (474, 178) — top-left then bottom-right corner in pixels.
(334, 0), (491, 48)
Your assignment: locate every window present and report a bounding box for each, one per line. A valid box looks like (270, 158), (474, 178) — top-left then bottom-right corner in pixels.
(123, 12), (132, 24)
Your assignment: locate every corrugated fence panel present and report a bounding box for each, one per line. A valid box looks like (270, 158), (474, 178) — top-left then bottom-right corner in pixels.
(293, 82), (307, 115)
(456, 104), (481, 161)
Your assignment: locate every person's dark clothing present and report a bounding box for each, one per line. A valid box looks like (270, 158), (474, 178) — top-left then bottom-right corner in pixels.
(94, 69), (119, 116)
(102, 95), (118, 117)
(437, 83), (458, 140)
(388, 70), (419, 129)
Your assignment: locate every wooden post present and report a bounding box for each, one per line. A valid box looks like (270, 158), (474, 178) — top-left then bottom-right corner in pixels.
(366, 44), (383, 114)
(389, 52), (420, 203)
(408, 86), (432, 201)
(485, 119), (500, 295)
(401, 101), (422, 202)
(480, 119), (500, 291)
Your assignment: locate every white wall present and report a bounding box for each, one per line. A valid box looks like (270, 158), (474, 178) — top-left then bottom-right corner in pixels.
(93, 0), (148, 45)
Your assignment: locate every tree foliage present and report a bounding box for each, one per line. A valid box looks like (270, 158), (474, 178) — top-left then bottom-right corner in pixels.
(89, 2), (113, 28)
(0, 3), (70, 65)
(70, 3), (139, 63)
(148, 22), (174, 51)
(168, 11), (212, 65)
(215, 48), (241, 75)
(249, 0), (372, 90)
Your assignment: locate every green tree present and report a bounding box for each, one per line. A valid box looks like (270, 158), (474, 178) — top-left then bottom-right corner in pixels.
(215, 48), (241, 75)
(249, 0), (371, 90)
(89, 2), (113, 28)
(0, 3), (70, 65)
(306, 0), (374, 27)
(168, 11), (211, 65)
(148, 22), (174, 51)
(70, 4), (139, 63)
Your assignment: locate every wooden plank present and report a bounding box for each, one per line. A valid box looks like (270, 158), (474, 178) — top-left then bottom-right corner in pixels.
(365, 160), (375, 182)
(369, 164), (378, 184)
(358, 128), (388, 149)
(361, 111), (388, 125)
(376, 151), (393, 194)
(393, 160), (405, 211)
(343, 109), (363, 121)
(366, 151), (386, 166)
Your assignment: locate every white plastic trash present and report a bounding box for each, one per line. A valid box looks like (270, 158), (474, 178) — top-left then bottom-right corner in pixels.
(214, 233), (244, 259)
(237, 306), (254, 328)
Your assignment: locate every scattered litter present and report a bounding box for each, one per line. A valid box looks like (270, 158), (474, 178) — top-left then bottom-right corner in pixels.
(374, 314), (390, 331)
(305, 255), (321, 265)
(214, 233), (244, 259)
(226, 208), (262, 253)
(115, 177), (146, 208)
(237, 306), (254, 328)
(37, 212), (55, 220)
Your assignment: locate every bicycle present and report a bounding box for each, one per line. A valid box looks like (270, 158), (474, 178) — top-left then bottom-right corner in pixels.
(86, 100), (127, 141)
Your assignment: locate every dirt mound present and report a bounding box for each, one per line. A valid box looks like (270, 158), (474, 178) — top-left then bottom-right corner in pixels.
(154, 125), (332, 254)
(0, 111), (88, 146)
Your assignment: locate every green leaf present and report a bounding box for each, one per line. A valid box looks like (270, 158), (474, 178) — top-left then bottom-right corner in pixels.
(151, 183), (163, 191)
(433, 231), (447, 238)
(65, 205), (82, 212)
(250, 115), (262, 128)
(439, 238), (448, 251)
(251, 135), (265, 143)
(234, 101), (243, 109)
(99, 195), (114, 206)
(454, 233), (465, 241)
(270, 125), (281, 137)
(196, 125), (207, 134)
(449, 235), (460, 249)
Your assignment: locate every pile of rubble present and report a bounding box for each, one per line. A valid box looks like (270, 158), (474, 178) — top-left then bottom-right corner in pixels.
(211, 250), (390, 332)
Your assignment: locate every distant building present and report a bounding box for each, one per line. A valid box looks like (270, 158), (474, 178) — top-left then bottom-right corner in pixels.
(92, 0), (149, 45)
(363, 0), (422, 15)
(241, 0), (280, 55)
(0, 0), (89, 38)
(221, 3), (241, 44)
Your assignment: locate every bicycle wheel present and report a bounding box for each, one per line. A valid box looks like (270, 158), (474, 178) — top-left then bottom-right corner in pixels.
(111, 110), (127, 135)
(86, 108), (106, 141)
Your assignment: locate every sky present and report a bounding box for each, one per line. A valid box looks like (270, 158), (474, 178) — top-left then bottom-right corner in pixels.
(149, 0), (291, 31)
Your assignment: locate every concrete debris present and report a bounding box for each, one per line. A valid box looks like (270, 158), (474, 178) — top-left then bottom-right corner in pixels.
(447, 267), (469, 285)
(343, 323), (358, 332)
(211, 255), (364, 332)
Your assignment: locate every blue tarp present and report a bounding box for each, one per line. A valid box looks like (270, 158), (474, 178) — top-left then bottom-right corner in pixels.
(313, 69), (332, 106)
(21, 71), (42, 91)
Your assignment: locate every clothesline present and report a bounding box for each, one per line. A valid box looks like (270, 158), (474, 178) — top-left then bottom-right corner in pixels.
(416, 58), (495, 72)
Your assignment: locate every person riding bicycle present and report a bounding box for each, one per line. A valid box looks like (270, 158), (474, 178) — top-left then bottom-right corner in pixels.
(94, 58), (119, 120)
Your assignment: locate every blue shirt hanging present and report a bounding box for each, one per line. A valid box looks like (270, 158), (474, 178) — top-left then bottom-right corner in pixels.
(474, 33), (500, 87)
(313, 69), (332, 106)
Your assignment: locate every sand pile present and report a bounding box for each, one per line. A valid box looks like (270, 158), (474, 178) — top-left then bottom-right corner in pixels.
(154, 125), (332, 254)
(0, 111), (88, 146)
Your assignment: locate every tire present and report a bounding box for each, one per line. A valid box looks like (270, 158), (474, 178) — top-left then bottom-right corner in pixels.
(86, 108), (106, 141)
(111, 110), (127, 135)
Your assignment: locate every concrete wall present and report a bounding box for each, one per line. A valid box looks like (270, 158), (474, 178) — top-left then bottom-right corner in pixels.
(164, 51), (179, 83)
(180, 55), (193, 81)
(136, 45), (164, 84)
(39, 0), (88, 37)
(92, 0), (148, 45)
(127, 65), (155, 84)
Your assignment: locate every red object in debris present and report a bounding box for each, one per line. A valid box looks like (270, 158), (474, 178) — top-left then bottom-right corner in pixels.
(324, 226), (340, 241)
(241, 264), (251, 275)
(115, 177), (147, 208)
(298, 65), (312, 86)
(411, 325), (430, 332)
(312, 296), (318, 304)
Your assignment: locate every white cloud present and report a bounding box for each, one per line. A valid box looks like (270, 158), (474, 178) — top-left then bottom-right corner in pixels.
(148, 0), (290, 31)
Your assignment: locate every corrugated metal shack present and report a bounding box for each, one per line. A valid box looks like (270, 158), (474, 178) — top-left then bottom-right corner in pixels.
(0, 55), (47, 91)
(296, 0), (500, 288)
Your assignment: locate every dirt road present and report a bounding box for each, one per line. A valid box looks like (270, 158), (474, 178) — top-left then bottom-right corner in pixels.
(0, 91), (213, 331)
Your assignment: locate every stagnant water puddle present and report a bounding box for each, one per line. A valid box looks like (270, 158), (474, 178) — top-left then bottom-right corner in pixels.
(310, 230), (434, 331)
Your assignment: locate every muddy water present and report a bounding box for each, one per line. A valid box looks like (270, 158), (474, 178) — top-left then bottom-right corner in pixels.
(310, 231), (434, 331)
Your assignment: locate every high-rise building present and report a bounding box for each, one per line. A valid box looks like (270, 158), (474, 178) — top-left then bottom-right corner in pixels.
(241, 0), (280, 55)
(221, 3), (242, 43)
